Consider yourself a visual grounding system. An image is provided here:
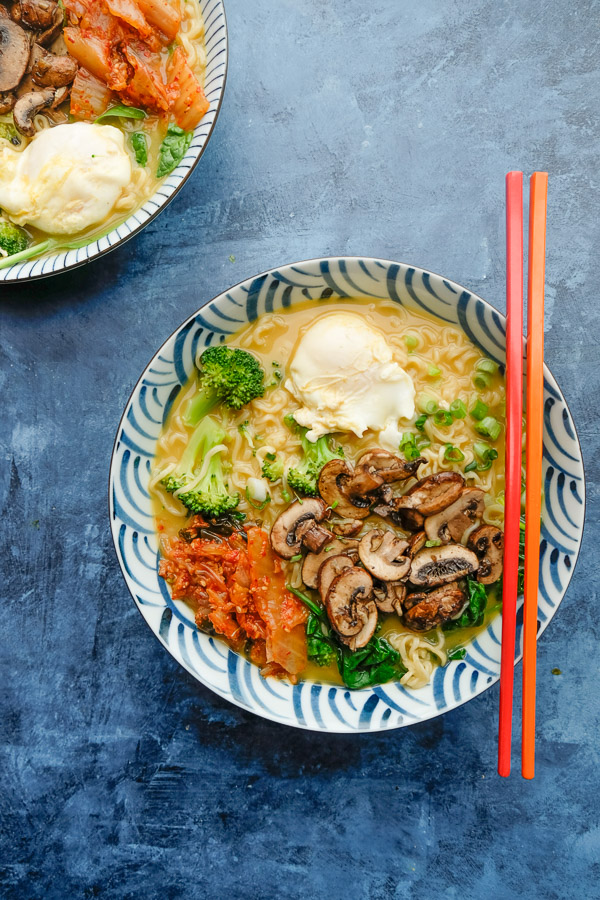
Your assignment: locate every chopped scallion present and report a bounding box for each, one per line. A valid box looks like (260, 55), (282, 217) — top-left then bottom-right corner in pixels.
(470, 399), (489, 421)
(404, 334), (418, 351)
(476, 358), (499, 375)
(473, 372), (491, 390)
(475, 416), (502, 441)
(433, 409), (453, 427)
(290, 554), (303, 562)
(443, 444), (465, 462)
(281, 489), (291, 502)
(425, 539), (442, 547)
(427, 365), (441, 378)
(417, 394), (438, 415)
(450, 399), (467, 419)
(415, 414), (428, 431)
(464, 460), (478, 473)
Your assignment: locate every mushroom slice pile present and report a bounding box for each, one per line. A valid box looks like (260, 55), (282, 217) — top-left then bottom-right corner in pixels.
(403, 584), (467, 632)
(317, 554), (355, 601)
(468, 524), (504, 584)
(424, 487), (485, 544)
(409, 543), (479, 588)
(318, 450), (426, 521)
(326, 567), (377, 649)
(373, 579), (406, 614)
(270, 498), (331, 559)
(301, 538), (358, 589)
(358, 529), (411, 582)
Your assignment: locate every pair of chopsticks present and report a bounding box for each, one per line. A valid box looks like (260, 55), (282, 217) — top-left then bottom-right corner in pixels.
(498, 171), (548, 779)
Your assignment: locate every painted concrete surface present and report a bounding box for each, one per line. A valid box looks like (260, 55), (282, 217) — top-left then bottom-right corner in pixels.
(1, 1), (599, 897)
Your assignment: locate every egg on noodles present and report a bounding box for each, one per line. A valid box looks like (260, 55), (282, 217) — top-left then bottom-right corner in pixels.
(0, 0), (209, 266)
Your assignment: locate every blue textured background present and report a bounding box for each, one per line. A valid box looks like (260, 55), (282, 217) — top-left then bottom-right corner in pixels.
(1, 1), (598, 897)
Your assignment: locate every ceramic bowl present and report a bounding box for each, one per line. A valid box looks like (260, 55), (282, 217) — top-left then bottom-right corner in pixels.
(109, 257), (585, 732)
(0, 0), (227, 284)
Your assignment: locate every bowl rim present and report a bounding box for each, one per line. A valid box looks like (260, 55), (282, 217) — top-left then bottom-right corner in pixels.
(108, 255), (586, 731)
(0, 0), (228, 285)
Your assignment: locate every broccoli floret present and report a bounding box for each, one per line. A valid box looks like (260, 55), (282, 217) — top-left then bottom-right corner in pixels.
(0, 220), (29, 257)
(161, 416), (240, 518)
(262, 452), (283, 482)
(184, 346), (265, 426)
(284, 414), (344, 496)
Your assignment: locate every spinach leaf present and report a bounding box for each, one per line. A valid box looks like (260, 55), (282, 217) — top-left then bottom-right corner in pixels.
(447, 646), (466, 661)
(443, 578), (488, 631)
(129, 132), (148, 167)
(157, 124), (193, 177)
(337, 637), (407, 690)
(306, 613), (336, 666)
(95, 104), (146, 122)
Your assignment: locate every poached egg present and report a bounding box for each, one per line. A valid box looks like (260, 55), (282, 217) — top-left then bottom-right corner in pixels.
(285, 312), (415, 449)
(0, 122), (132, 235)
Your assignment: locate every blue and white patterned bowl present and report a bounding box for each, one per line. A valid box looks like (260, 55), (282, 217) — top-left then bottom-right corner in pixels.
(0, 0), (227, 283)
(109, 257), (585, 732)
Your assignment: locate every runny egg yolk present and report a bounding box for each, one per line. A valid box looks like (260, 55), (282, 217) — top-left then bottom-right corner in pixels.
(0, 122), (132, 235)
(285, 311), (416, 448)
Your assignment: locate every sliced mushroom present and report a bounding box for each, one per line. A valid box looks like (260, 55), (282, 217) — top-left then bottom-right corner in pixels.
(0, 19), (30, 93)
(13, 83), (67, 134)
(11, 0), (57, 30)
(468, 524), (504, 585)
(317, 554), (355, 601)
(325, 567), (374, 637)
(403, 584), (468, 632)
(340, 601), (378, 650)
(373, 579), (406, 614)
(424, 488), (485, 544)
(36, 4), (62, 46)
(318, 459), (371, 519)
(356, 449), (426, 484)
(409, 543), (479, 587)
(31, 47), (78, 87)
(358, 529), (411, 582)
(296, 519), (332, 553)
(374, 500), (425, 532)
(408, 531), (427, 557)
(270, 498), (329, 560)
(301, 538), (358, 589)
(397, 471), (465, 517)
(331, 517), (363, 537)
(0, 89), (15, 112)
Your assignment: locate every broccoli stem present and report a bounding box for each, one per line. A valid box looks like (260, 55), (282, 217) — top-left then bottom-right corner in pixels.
(183, 382), (220, 426)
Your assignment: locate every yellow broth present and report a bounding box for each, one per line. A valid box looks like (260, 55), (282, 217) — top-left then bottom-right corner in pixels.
(153, 297), (508, 687)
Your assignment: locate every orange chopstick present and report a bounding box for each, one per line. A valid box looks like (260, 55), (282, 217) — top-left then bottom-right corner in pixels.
(522, 172), (548, 779)
(498, 172), (524, 777)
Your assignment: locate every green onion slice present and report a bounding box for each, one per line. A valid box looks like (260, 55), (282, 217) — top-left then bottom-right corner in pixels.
(476, 358), (499, 375)
(433, 409), (453, 427)
(470, 399), (489, 421)
(443, 444), (465, 462)
(450, 399), (467, 419)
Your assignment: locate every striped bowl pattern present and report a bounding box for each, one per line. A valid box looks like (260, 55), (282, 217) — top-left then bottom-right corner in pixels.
(109, 257), (585, 732)
(0, 0), (227, 283)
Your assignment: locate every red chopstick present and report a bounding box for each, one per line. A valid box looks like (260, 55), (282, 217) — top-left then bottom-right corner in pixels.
(522, 172), (548, 779)
(498, 171), (524, 777)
